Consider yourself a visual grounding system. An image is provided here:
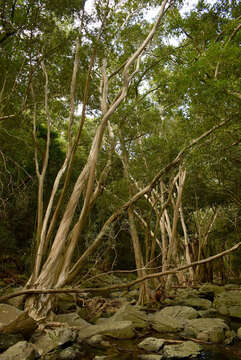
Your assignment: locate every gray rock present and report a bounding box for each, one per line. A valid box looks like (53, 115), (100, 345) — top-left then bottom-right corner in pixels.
(214, 291), (241, 319)
(58, 346), (82, 360)
(55, 293), (76, 313)
(0, 341), (37, 360)
(5, 287), (25, 309)
(138, 355), (164, 360)
(86, 334), (111, 348)
(224, 284), (240, 290)
(159, 306), (198, 319)
(183, 318), (229, 343)
(110, 304), (149, 329)
(164, 340), (202, 359)
(175, 288), (200, 299)
(150, 314), (186, 333)
(32, 327), (73, 355)
(224, 330), (236, 345)
(0, 304), (36, 337)
(0, 304), (23, 327)
(86, 334), (104, 345)
(77, 320), (135, 340)
(176, 297), (212, 310)
(55, 312), (89, 328)
(199, 283), (225, 296)
(138, 337), (164, 352)
(198, 308), (217, 318)
(0, 333), (24, 351)
(237, 327), (241, 339)
(126, 289), (139, 300)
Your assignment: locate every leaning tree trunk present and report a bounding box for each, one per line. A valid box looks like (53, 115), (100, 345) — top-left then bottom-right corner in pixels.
(120, 131), (152, 305)
(25, 0), (171, 320)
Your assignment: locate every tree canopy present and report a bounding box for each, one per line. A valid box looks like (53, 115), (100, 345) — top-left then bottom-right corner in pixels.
(0, 0), (240, 317)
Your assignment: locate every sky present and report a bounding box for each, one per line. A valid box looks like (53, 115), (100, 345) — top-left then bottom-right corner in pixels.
(85, 0), (217, 17)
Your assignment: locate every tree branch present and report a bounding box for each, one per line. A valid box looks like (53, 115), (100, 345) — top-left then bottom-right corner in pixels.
(0, 241), (240, 303)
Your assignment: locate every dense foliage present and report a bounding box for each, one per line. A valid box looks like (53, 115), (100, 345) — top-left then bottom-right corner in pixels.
(0, 0), (240, 288)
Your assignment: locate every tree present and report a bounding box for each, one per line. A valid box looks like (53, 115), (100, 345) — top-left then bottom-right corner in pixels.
(19, 0), (173, 320)
(1, 0), (240, 320)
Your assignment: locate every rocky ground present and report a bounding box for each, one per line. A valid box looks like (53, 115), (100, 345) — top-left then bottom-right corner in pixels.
(1, 280), (241, 359)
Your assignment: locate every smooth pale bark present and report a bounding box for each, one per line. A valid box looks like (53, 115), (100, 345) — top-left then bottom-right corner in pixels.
(68, 118), (229, 284)
(120, 131), (151, 304)
(25, 1), (171, 320)
(179, 205), (194, 282)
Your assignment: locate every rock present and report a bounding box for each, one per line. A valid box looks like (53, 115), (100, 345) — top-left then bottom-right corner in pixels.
(183, 318), (229, 343)
(0, 304), (22, 327)
(32, 327), (74, 355)
(0, 281), (6, 288)
(58, 345), (83, 360)
(138, 337), (164, 352)
(86, 334), (111, 348)
(138, 355), (164, 360)
(5, 287), (25, 309)
(237, 327), (241, 339)
(55, 312), (89, 328)
(175, 297), (212, 310)
(198, 308), (217, 318)
(86, 334), (104, 345)
(0, 304), (36, 337)
(163, 340), (202, 359)
(77, 320), (135, 340)
(224, 284), (240, 290)
(125, 289), (139, 300)
(0, 341), (37, 360)
(110, 304), (149, 329)
(0, 333), (24, 351)
(55, 293), (77, 313)
(93, 356), (109, 360)
(150, 314), (186, 333)
(214, 291), (241, 319)
(224, 330), (236, 345)
(199, 283), (225, 296)
(174, 288), (200, 299)
(158, 306), (198, 320)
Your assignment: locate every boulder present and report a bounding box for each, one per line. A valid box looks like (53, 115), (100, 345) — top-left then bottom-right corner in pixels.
(0, 341), (37, 360)
(173, 297), (212, 310)
(0, 333), (24, 352)
(183, 318), (229, 343)
(198, 308), (217, 318)
(0, 304), (22, 327)
(199, 283), (225, 296)
(0, 304), (36, 337)
(163, 340), (202, 359)
(150, 314), (186, 333)
(110, 304), (149, 329)
(32, 327), (74, 355)
(137, 337), (164, 352)
(77, 320), (135, 340)
(213, 291), (241, 319)
(55, 293), (77, 313)
(224, 330), (236, 345)
(55, 312), (89, 328)
(4, 287), (25, 309)
(138, 355), (164, 360)
(85, 334), (111, 348)
(158, 306), (198, 320)
(237, 327), (241, 340)
(58, 345), (83, 360)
